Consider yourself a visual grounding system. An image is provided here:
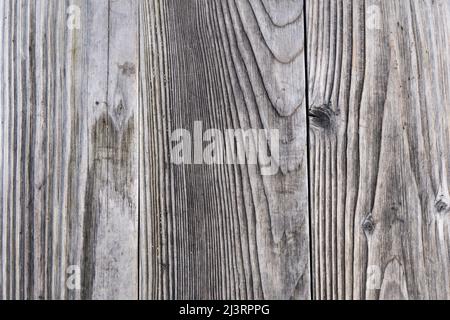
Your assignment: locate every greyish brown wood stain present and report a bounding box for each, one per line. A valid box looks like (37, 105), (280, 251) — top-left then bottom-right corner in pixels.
(1, 0), (449, 300)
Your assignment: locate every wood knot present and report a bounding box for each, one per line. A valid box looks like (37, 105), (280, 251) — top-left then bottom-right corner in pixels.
(309, 104), (334, 130)
(435, 188), (450, 214)
(362, 213), (375, 234)
(436, 200), (448, 213)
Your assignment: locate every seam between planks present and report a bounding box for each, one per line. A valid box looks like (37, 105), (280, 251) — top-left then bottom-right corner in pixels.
(303, 0), (314, 302)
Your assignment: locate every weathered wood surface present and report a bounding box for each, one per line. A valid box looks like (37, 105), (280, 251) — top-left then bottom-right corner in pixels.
(0, 0), (138, 300)
(1, 0), (450, 301)
(139, 0), (310, 300)
(307, 0), (450, 300)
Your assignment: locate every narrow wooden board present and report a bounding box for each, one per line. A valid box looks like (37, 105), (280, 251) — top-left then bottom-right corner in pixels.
(0, 0), (138, 300)
(139, 0), (311, 299)
(307, 0), (450, 300)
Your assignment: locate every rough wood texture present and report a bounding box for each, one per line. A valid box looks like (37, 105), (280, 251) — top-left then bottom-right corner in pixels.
(0, 0), (138, 300)
(2, 0), (450, 301)
(139, 0), (311, 299)
(307, 0), (450, 300)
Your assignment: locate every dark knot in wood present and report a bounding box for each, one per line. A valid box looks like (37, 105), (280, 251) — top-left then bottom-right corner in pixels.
(309, 104), (334, 130)
(362, 214), (375, 234)
(435, 200), (448, 213)
(435, 190), (450, 214)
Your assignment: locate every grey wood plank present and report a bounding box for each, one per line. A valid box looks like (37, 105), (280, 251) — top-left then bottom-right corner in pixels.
(307, 0), (450, 300)
(0, 0), (138, 300)
(139, 0), (311, 300)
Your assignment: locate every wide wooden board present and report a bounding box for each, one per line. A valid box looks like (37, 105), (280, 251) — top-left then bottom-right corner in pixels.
(0, 0), (138, 300)
(139, 0), (311, 300)
(307, 0), (450, 300)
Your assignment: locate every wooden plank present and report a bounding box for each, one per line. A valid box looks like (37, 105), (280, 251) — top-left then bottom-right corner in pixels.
(4, 0), (449, 302)
(307, 0), (450, 300)
(0, 0), (138, 300)
(139, 0), (311, 299)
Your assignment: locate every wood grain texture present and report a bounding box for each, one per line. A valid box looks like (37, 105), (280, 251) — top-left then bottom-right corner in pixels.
(2, 0), (450, 301)
(139, 0), (311, 300)
(0, 0), (138, 300)
(307, 0), (450, 300)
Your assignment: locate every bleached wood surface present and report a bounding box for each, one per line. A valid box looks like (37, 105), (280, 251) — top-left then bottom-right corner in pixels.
(138, 0), (311, 300)
(307, 0), (450, 299)
(0, 0), (138, 300)
(1, 0), (450, 300)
